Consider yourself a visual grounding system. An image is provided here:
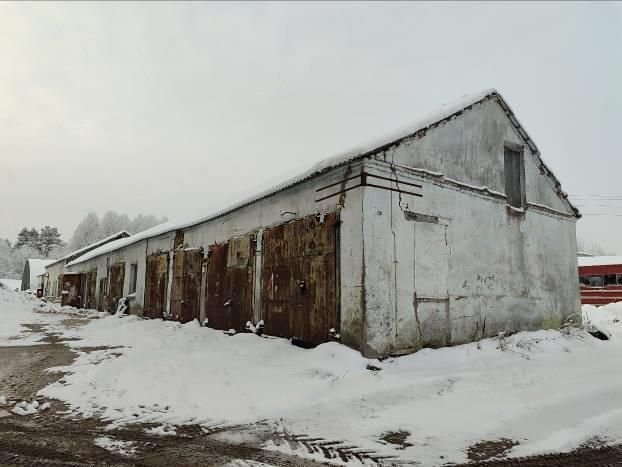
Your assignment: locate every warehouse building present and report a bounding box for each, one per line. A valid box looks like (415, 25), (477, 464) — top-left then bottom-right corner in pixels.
(51, 89), (581, 357)
(43, 231), (131, 306)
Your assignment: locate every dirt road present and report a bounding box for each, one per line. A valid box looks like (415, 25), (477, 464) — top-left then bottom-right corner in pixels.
(0, 318), (620, 466)
(0, 322), (324, 466)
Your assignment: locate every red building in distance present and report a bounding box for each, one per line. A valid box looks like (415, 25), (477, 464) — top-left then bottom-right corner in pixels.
(578, 256), (622, 305)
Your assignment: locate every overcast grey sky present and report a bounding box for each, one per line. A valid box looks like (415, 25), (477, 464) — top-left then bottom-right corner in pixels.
(1, 2), (621, 252)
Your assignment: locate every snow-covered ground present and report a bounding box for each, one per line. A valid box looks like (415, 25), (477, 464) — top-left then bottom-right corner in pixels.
(0, 284), (101, 345)
(1, 284), (621, 465)
(0, 279), (21, 291)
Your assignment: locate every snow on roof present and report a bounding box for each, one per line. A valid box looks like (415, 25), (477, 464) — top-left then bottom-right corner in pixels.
(68, 88), (577, 267)
(577, 252), (594, 257)
(578, 256), (622, 268)
(47, 231), (131, 267)
(66, 222), (183, 267)
(27, 259), (55, 286)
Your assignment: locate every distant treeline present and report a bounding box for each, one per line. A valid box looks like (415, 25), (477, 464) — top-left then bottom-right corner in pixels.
(0, 210), (167, 280)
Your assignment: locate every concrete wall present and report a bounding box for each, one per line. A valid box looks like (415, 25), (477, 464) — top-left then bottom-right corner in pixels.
(359, 99), (579, 357)
(382, 98), (570, 214)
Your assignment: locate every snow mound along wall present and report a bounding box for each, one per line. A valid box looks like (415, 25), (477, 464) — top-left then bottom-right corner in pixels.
(30, 297), (622, 465)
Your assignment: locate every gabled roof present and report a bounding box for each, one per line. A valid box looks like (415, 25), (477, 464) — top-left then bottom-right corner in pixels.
(47, 231), (131, 268)
(67, 89), (578, 267)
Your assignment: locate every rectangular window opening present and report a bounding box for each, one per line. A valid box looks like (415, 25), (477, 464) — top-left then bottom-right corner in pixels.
(604, 274), (617, 286)
(589, 275), (604, 287)
(504, 144), (526, 209)
(129, 263), (138, 295)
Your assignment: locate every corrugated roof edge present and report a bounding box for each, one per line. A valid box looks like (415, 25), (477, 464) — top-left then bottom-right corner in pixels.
(47, 231), (132, 268)
(67, 88), (579, 267)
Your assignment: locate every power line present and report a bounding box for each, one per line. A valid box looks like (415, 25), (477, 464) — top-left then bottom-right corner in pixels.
(581, 213), (622, 217)
(570, 195), (622, 199)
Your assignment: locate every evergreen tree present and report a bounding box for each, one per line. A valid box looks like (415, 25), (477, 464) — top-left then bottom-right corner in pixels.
(39, 226), (65, 257)
(14, 227), (40, 251)
(0, 239), (13, 279)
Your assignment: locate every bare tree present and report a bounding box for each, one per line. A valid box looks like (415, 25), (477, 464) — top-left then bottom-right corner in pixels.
(0, 240), (45, 280)
(129, 214), (166, 233)
(101, 211), (131, 237)
(68, 211), (167, 252)
(69, 212), (102, 251)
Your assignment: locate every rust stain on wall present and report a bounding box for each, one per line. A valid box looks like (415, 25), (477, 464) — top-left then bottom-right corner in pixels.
(261, 212), (339, 345)
(108, 262), (125, 313)
(98, 277), (107, 312)
(144, 253), (169, 319)
(170, 249), (203, 323)
(206, 235), (255, 331)
(83, 269), (97, 309)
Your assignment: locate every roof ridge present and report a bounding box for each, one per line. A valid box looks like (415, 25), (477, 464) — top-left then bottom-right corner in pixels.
(66, 89), (578, 266)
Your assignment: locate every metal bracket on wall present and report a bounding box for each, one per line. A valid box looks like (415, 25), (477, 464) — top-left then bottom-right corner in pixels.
(315, 172), (423, 202)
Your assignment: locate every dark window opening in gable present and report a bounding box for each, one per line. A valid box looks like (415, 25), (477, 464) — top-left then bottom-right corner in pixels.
(504, 144), (526, 209)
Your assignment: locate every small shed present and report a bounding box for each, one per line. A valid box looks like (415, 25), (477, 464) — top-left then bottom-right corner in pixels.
(21, 259), (55, 291)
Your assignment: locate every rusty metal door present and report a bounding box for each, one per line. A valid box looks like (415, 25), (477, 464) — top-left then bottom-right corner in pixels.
(108, 262), (125, 313)
(61, 274), (81, 308)
(79, 274), (87, 307)
(84, 269), (97, 309)
(144, 253), (169, 319)
(261, 213), (339, 345)
(170, 248), (203, 323)
(98, 277), (107, 311)
(205, 236), (255, 332)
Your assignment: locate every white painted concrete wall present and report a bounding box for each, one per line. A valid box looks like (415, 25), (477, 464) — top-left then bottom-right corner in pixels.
(359, 98), (579, 357)
(382, 98), (570, 214)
